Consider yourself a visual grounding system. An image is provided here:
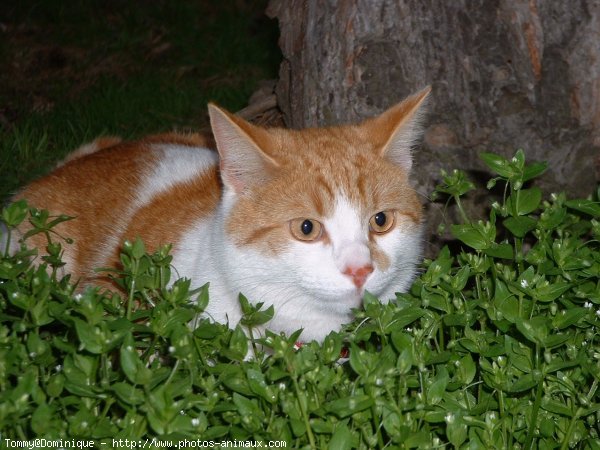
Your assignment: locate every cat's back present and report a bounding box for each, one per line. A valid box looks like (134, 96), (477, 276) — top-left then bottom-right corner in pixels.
(14, 132), (221, 282)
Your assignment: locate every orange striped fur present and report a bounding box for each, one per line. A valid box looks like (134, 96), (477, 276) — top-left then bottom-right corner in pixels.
(12, 87), (430, 342)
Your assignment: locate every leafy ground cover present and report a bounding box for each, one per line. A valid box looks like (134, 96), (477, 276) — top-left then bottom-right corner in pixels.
(1, 151), (599, 448)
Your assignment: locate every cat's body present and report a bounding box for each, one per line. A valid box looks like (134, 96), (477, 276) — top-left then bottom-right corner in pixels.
(11, 88), (430, 342)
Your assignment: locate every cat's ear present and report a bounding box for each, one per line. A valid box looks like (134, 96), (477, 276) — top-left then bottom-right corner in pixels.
(208, 104), (279, 194)
(365, 86), (431, 172)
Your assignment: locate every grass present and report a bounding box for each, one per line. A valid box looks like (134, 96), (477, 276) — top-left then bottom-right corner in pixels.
(0, 0), (280, 201)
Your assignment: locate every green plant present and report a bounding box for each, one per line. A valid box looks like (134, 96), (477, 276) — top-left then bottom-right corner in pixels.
(0, 150), (599, 449)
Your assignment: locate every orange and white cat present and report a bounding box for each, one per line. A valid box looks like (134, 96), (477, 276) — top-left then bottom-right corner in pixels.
(10, 87), (430, 342)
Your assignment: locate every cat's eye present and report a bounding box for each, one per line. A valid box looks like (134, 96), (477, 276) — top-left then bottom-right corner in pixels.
(369, 210), (396, 234)
(290, 218), (323, 242)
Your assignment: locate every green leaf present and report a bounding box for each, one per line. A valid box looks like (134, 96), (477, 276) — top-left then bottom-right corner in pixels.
(450, 266), (471, 291)
(381, 407), (402, 438)
(220, 367), (253, 396)
(194, 321), (224, 340)
(196, 282), (210, 311)
(325, 395), (374, 419)
(483, 242), (514, 259)
(349, 344), (370, 377)
(434, 169), (475, 197)
(503, 216), (537, 238)
(320, 333), (343, 364)
(73, 318), (105, 354)
(388, 306), (426, 331)
(31, 403), (58, 435)
(566, 199), (600, 217)
(551, 307), (586, 330)
(422, 246), (453, 286)
(328, 423), (354, 450)
(507, 187), (542, 216)
(428, 369), (449, 405)
(516, 317), (550, 345)
(120, 333), (152, 385)
(522, 161), (548, 182)
(541, 398), (574, 417)
(455, 354), (476, 385)
(46, 374), (65, 397)
(246, 368), (276, 404)
(542, 334), (570, 349)
(446, 414), (468, 447)
(112, 382), (145, 405)
(239, 295), (274, 327)
(451, 223), (493, 250)
(509, 374), (538, 392)
(480, 153), (513, 178)
(224, 325), (248, 361)
(131, 236), (146, 259)
(494, 280), (520, 323)
(232, 392), (259, 416)
(1, 200), (29, 227)
(534, 282), (571, 302)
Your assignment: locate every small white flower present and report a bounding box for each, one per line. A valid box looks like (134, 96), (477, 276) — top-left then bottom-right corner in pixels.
(584, 302), (593, 309)
(168, 346), (176, 353)
(520, 279), (529, 288)
(191, 418), (200, 427)
(55, 364), (62, 372)
(596, 309), (600, 318)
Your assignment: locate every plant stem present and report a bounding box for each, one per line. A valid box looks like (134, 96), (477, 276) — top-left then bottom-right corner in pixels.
(560, 380), (600, 449)
(560, 409), (581, 450)
(454, 195), (470, 223)
(523, 378), (544, 450)
(293, 376), (316, 449)
(497, 389), (508, 446)
(127, 259), (139, 320)
(164, 359), (180, 386)
(367, 385), (385, 449)
(3, 229), (11, 256)
(100, 398), (115, 421)
(512, 187), (521, 218)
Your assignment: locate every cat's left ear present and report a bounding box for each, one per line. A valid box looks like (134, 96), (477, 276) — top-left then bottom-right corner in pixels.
(365, 86), (431, 172)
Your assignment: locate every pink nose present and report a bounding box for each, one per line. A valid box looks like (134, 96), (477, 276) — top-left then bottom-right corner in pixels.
(343, 264), (374, 288)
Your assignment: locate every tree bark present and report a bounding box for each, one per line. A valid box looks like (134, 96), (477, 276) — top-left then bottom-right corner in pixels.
(267, 0), (600, 250)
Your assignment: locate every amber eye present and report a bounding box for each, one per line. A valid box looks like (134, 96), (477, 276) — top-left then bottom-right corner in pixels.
(290, 218), (323, 241)
(369, 210), (395, 234)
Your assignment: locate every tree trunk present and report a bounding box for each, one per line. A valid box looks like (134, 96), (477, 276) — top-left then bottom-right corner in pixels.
(267, 0), (600, 251)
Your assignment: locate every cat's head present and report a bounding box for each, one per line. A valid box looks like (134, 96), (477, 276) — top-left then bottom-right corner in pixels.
(208, 88), (430, 340)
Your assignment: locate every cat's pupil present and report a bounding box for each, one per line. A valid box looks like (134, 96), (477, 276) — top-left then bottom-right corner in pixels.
(375, 212), (386, 227)
(301, 220), (313, 235)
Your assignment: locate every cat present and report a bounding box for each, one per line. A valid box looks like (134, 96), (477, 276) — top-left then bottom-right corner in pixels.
(10, 87), (430, 343)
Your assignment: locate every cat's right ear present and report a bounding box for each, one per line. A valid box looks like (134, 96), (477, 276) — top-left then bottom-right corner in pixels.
(208, 104), (279, 194)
